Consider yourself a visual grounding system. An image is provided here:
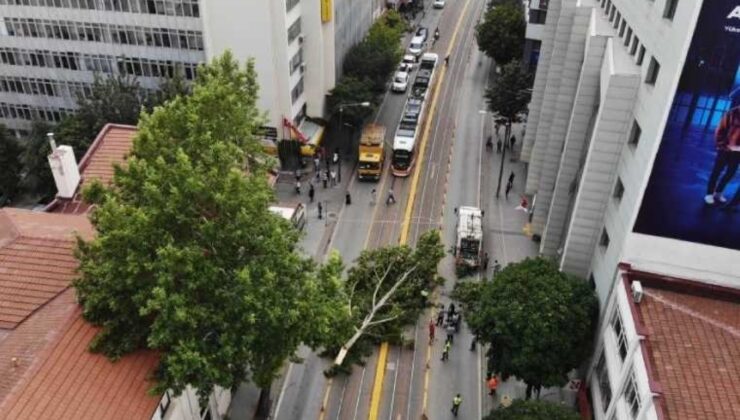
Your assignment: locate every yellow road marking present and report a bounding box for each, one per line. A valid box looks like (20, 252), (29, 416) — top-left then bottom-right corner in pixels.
(367, 0), (474, 418)
(418, 0), (473, 416)
(318, 377), (334, 420)
(367, 342), (390, 419)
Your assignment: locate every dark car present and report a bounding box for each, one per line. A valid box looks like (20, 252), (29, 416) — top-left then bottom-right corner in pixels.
(416, 26), (428, 42)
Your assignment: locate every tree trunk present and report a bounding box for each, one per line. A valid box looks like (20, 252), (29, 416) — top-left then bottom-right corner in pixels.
(525, 383), (533, 400)
(254, 386), (271, 420)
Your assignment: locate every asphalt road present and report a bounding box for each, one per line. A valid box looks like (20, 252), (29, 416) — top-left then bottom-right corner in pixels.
(268, 0), (538, 418)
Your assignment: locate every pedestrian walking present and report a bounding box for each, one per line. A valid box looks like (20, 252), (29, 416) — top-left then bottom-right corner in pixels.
(309, 183), (315, 203)
(441, 340), (451, 361)
(313, 156), (320, 172)
(470, 332), (478, 351)
(493, 260), (502, 275)
(444, 54), (450, 65)
(451, 394), (462, 416)
(371, 188), (377, 205)
(505, 180), (513, 199)
(496, 138), (502, 153)
(318, 201), (323, 219)
(294, 168), (301, 182)
(345, 191), (352, 205)
(447, 303), (456, 318)
(332, 148), (339, 165)
(510, 135), (517, 151)
(445, 322), (455, 344)
(482, 252), (489, 271)
(428, 320), (435, 343)
(436, 305), (445, 326)
(295, 180), (301, 195)
(330, 170), (337, 187)
(452, 312), (461, 332)
(508, 171), (515, 185)
(386, 188), (396, 205)
(487, 375), (499, 396)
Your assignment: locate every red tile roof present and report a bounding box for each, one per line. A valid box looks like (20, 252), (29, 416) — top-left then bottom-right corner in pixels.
(46, 124), (137, 215)
(0, 209), (93, 329)
(0, 301), (160, 420)
(636, 282), (740, 420)
(0, 124), (161, 420)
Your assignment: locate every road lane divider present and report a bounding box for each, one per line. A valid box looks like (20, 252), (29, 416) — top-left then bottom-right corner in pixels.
(367, 0), (474, 419)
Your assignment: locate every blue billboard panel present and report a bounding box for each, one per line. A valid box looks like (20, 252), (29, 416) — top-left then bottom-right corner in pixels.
(634, 1), (740, 250)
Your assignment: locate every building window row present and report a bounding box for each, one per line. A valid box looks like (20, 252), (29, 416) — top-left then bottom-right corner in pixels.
(290, 47), (303, 75)
(600, 0), (659, 84)
(0, 47), (198, 79)
(0, 75), (93, 98)
(3, 18), (204, 51)
(0, 101), (72, 122)
(287, 18), (302, 44)
(285, 0), (300, 13)
(290, 76), (304, 104)
(0, 0), (200, 17)
(611, 311), (628, 361)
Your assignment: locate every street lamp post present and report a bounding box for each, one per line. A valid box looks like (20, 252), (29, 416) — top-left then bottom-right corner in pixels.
(336, 101), (371, 183)
(495, 118), (511, 198)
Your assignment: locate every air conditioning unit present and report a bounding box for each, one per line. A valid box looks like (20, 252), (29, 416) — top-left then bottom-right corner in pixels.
(631, 281), (643, 304)
(298, 35), (305, 44)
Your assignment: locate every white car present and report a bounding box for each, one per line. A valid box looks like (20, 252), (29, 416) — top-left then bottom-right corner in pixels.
(433, 0), (446, 8)
(408, 35), (426, 57)
(392, 71), (409, 93)
(402, 54), (416, 71)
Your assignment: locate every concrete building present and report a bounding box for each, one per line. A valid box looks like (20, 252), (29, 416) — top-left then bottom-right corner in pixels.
(0, 0), (382, 143)
(521, 0), (740, 418)
(523, 0), (547, 73)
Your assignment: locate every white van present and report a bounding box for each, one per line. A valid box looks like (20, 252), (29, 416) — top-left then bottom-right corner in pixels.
(269, 203), (306, 230)
(408, 35), (425, 57)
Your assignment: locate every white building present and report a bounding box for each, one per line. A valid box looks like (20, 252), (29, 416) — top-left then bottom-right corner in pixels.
(0, 0), (383, 142)
(521, 0), (740, 418)
(523, 0), (547, 73)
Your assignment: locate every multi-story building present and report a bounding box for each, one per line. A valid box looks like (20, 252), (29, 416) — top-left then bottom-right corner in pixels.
(524, 0), (547, 73)
(0, 0), (382, 142)
(521, 0), (739, 418)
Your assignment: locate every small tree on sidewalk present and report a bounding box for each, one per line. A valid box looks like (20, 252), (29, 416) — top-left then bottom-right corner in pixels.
(484, 399), (580, 420)
(465, 258), (598, 399)
(485, 60), (532, 197)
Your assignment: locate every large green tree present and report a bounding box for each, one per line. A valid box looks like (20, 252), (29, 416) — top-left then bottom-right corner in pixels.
(476, 4), (526, 65)
(464, 258), (598, 399)
(0, 125), (23, 204)
(327, 76), (377, 124)
(19, 120), (57, 201)
(73, 52), (346, 414)
(484, 399), (580, 420)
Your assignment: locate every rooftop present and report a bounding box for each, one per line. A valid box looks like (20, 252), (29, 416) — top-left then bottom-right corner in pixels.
(47, 124), (137, 214)
(0, 124), (162, 420)
(632, 274), (740, 419)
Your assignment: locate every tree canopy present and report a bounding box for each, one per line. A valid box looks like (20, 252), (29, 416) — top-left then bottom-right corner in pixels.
(74, 51), (346, 402)
(463, 258), (598, 397)
(485, 60), (532, 122)
(0, 125), (22, 204)
(326, 230), (445, 369)
(476, 4), (526, 65)
(484, 399), (581, 420)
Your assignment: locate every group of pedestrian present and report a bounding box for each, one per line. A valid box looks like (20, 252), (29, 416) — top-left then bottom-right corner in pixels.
(434, 303), (461, 362)
(493, 122), (518, 153)
(294, 147), (348, 220)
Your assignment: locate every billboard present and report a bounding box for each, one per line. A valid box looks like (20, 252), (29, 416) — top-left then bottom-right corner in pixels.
(634, 1), (740, 250)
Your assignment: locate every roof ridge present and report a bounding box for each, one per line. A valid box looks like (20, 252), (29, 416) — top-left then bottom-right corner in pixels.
(0, 210), (21, 248)
(643, 288), (740, 339)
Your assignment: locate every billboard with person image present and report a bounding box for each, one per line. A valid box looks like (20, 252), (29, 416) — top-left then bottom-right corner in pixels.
(634, 0), (740, 250)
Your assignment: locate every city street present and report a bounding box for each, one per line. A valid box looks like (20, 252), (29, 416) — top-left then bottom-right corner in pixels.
(261, 0), (540, 419)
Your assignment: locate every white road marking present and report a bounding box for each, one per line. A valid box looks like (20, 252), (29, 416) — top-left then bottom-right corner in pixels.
(272, 362), (294, 419)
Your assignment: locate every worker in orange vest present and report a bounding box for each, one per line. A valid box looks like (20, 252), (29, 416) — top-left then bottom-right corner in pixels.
(487, 375), (499, 396)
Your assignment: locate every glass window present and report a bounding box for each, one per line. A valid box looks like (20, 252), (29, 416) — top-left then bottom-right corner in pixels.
(663, 0), (678, 20)
(287, 18), (302, 43)
(645, 57), (660, 85)
(624, 372), (640, 418)
(636, 45), (646, 65)
(595, 352), (612, 411)
(611, 312), (628, 360)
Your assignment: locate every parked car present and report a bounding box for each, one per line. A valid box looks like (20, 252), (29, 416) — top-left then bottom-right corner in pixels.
(392, 71), (409, 93)
(408, 35), (426, 57)
(433, 0), (446, 8)
(416, 26), (428, 42)
(402, 54), (416, 70)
